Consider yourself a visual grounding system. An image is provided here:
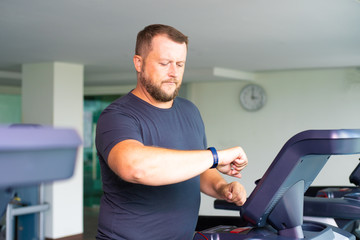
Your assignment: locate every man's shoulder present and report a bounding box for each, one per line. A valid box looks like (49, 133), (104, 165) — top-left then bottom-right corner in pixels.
(104, 93), (138, 111)
(97, 93), (136, 122)
(175, 97), (198, 109)
(174, 97), (203, 121)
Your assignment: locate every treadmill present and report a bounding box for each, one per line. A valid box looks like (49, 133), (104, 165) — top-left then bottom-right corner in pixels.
(0, 124), (82, 239)
(303, 159), (360, 238)
(194, 129), (360, 240)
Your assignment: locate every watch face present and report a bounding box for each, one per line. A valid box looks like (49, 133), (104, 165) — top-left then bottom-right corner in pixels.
(240, 84), (266, 111)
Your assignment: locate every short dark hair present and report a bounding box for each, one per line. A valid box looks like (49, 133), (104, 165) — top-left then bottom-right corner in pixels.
(135, 24), (188, 58)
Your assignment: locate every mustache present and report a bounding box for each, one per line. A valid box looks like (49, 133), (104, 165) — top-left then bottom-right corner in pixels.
(162, 78), (178, 84)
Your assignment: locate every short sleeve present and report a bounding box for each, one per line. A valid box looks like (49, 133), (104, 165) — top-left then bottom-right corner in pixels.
(95, 106), (142, 163)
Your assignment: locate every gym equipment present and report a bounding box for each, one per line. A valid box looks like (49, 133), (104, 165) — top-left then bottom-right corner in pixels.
(195, 129), (360, 240)
(0, 124), (81, 240)
(303, 160), (360, 238)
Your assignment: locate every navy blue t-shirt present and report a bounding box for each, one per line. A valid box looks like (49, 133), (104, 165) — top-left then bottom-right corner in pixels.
(95, 92), (207, 240)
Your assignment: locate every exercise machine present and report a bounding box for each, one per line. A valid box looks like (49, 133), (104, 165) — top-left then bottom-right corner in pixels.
(195, 129), (360, 240)
(0, 124), (81, 240)
(303, 159), (360, 238)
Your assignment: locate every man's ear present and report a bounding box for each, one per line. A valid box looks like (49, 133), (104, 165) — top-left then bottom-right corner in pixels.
(133, 55), (142, 73)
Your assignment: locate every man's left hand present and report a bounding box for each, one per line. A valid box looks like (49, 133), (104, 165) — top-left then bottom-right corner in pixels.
(219, 181), (247, 206)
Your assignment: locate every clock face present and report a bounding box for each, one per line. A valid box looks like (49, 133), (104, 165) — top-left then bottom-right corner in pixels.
(239, 84), (266, 111)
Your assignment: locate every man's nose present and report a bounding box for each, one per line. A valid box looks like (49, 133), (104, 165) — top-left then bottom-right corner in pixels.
(168, 63), (178, 78)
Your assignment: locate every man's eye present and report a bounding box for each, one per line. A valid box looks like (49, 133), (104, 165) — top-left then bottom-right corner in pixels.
(177, 63), (184, 67)
(160, 62), (169, 66)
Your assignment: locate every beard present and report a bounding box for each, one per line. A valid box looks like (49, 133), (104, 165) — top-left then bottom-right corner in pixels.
(139, 72), (181, 102)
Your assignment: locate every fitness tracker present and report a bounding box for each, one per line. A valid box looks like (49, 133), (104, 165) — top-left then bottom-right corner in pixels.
(208, 147), (219, 169)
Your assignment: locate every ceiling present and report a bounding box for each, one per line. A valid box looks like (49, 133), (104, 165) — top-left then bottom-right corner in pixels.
(1, 0), (360, 87)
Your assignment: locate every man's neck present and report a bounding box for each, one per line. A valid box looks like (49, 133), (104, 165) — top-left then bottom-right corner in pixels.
(131, 87), (173, 109)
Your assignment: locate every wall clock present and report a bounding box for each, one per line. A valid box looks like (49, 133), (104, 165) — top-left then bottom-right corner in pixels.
(239, 83), (266, 111)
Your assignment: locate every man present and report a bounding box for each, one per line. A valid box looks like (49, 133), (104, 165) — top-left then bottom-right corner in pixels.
(95, 24), (248, 240)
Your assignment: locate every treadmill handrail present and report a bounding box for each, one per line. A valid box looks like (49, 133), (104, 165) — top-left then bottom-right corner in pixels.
(241, 129), (360, 228)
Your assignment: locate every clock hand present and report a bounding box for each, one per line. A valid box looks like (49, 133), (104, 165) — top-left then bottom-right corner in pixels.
(251, 86), (259, 100)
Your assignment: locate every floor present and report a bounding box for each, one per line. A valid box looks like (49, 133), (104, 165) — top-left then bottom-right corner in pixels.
(83, 207), (99, 240)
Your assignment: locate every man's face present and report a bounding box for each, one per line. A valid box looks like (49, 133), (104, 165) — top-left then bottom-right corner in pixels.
(139, 35), (187, 102)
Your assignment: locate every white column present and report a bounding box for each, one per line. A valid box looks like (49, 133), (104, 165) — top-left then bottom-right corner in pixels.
(22, 62), (84, 239)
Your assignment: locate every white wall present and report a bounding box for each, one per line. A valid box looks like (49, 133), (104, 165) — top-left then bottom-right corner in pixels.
(187, 67), (360, 216)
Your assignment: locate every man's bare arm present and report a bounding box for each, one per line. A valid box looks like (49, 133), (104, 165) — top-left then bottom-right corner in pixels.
(107, 139), (248, 186)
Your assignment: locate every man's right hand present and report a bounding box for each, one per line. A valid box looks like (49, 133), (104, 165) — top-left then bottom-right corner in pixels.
(216, 147), (248, 178)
